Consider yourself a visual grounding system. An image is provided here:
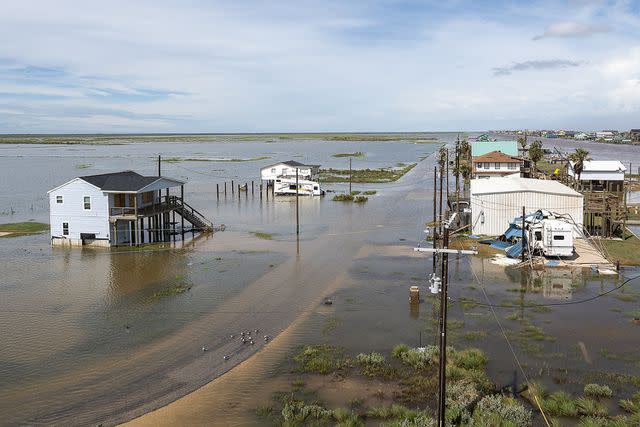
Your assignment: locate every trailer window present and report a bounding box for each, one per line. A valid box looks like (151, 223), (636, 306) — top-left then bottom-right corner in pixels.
(535, 231), (542, 241)
(63, 222), (69, 236)
(56, 195), (63, 204)
(553, 235), (565, 240)
(289, 184), (297, 190)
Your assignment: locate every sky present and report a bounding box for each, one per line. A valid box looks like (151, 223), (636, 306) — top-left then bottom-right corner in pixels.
(0, 0), (639, 133)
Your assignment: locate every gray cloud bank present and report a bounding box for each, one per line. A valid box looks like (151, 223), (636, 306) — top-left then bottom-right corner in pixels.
(493, 59), (582, 76)
(533, 21), (610, 40)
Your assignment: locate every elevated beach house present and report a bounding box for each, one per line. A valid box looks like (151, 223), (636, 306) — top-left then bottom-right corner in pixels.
(472, 150), (523, 179)
(48, 171), (212, 247)
(260, 160), (320, 185)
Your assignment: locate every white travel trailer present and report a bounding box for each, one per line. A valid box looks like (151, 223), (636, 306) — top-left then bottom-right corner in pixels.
(530, 219), (574, 257)
(274, 177), (323, 196)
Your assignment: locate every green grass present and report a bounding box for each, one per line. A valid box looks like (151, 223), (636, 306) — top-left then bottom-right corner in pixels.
(332, 194), (354, 202)
(0, 221), (49, 237)
(463, 331), (488, 341)
(353, 196), (368, 203)
(362, 190), (377, 195)
(598, 231), (640, 266)
(251, 231), (273, 240)
(583, 384), (613, 398)
(150, 284), (189, 301)
(320, 163), (417, 183)
(332, 152), (365, 158)
(293, 345), (349, 375)
(75, 163), (92, 169)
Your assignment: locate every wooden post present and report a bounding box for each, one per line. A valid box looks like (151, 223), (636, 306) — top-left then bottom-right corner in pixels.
(217, 183), (219, 200)
(296, 168), (300, 236)
(181, 185), (185, 238)
(224, 182), (227, 196)
(238, 185), (241, 200)
(232, 180), (234, 195)
(349, 158), (352, 194)
(158, 154), (161, 177)
(245, 183), (248, 198)
(439, 161), (444, 239)
(260, 184), (263, 200)
(521, 206), (526, 262)
(251, 180), (254, 194)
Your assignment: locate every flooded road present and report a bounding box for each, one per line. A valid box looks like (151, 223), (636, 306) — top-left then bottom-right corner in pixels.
(1, 134), (639, 425)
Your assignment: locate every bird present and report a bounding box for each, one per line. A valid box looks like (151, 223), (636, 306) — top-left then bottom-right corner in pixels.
(250, 340), (255, 345)
(254, 329), (259, 333)
(241, 337), (246, 343)
(230, 334), (234, 339)
(202, 346), (208, 352)
(223, 355), (229, 360)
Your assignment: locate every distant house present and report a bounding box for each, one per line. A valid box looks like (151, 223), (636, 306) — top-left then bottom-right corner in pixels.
(48, 171), (212, 247)
(574, 132), (590, 140)
(630, 129), (640, 143)
(472, 151), (523, 179)
(596, 131), (615, 141)
(568, 160), (626, 192)
(260, 161), (320, 184)
(471, 140), (519, 157)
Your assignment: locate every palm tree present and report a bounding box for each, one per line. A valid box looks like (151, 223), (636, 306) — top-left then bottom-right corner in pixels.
(569, 148), (590, 183)
(528, 140), (544, 174)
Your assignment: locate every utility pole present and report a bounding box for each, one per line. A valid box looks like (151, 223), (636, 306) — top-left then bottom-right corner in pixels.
(349, 158), (352, 195)
(296, 168), (300, 236)
(433, 166), (438, 272)
(455, 137), (460, 227)
(439, 158), (444, 240)
(414, 213), (477, 427)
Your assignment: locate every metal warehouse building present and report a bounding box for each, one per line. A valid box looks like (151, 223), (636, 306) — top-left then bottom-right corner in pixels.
(470, 176), (584, 236)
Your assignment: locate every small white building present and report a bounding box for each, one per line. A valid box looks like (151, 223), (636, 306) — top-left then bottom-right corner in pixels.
(260, 161), (320, 183)
(470, 176), (583, 236)
(274, 177), (324, 196)
(530, 219), (574, 257)
(47, 171), (211, 247)
(568, 160), (626, 182)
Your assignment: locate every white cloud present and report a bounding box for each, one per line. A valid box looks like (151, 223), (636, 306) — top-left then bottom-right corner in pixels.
(533, 21), (610, 40)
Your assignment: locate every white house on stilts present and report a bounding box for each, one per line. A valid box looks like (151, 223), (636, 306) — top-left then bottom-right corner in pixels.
(48, 171), (213, 247)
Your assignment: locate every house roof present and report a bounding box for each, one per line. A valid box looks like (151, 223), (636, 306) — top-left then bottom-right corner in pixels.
(79, 171), (184, 192)
(471, 176), (582, 197)
(262, 160), (320, 170)
(570, 160), (626, 173)
(471, 140), (519, 157)
(473, 151), (521, 163)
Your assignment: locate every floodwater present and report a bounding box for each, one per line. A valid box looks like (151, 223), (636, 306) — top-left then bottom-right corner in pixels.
(1, 134), (639, 426)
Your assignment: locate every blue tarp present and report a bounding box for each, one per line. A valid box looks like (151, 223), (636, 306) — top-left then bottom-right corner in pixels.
(480, 239), (512, 250)
(504, 224), (522, 239)
(506, 241), (524, 258)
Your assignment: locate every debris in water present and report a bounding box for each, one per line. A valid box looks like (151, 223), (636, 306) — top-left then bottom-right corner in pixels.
(324, 298), (333, 305)
(490, 254), (520, 266)
(264, 335), (270, 342)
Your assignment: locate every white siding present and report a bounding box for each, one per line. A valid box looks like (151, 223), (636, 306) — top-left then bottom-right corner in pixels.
(261, 164), (314, 181)
(49, 179), (110, 240)
(471, 191), (583, 236)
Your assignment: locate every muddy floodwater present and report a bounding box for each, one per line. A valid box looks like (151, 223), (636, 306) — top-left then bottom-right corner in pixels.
(1, 134), (639, 426)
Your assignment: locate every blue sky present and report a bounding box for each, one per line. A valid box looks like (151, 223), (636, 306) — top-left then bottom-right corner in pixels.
(0, 0), (639, 133)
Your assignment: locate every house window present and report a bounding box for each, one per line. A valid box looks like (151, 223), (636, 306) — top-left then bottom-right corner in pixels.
(553, 235), (565, 241)
(83, 196), (91, 210)
(508, 163), (517, 170)
(271, 168), (276, 173)
(62, 222), (69, 236)
(56, 195), (63, 204)
(494, 162), (501, 170)
(484, 163), (491, 169)
(282, 168), (288, 174)
(476, 163), (482, 169)
(142, 191), (154, 204)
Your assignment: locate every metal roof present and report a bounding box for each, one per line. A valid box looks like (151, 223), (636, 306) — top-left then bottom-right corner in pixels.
(471, 140), (519, 157)
(577, 160), (626, 172)
(262, 160), (320, 169)
(79, 171), (184, 192)
(471, 176), (582, 197)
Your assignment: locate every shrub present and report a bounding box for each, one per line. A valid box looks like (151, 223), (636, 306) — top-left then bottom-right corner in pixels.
(578, 416), (609, 427)
(293, 345), (344, 374)
(356, 352), (388, 376)
(393, 343), (410, 358)
(583, 383), (613, 399)
(619, 398), (638, 413)
(350, 190), (361, 195)
(398, 346), (438, 370)
(362, 190), (377, 195)
(543, 391), (578, 417)
(451, 348), (487, 370)
(472, 394), (533, 427)
(367, 404), (416, 419)
(576, 397), (608, 417)
(333, 194), (354, 201)
(354, 196), (368, 203)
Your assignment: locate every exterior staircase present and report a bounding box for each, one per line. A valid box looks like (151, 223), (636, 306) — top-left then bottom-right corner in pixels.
(169, 196), (214, 232)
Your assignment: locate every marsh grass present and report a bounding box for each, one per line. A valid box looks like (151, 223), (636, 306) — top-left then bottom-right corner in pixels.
(583, 384), (613, 399)
(321, 163), (417, 183)
(0, 221), (49, 237)
(251, 231), (273, 240)
(353, 196), (368, 203)
(332, 194), (354, 202)
(333, 152), (365, 158)
(150, 284), (189, 301)
(362, 190), (377, 195)
(293, 345), (350, 375)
